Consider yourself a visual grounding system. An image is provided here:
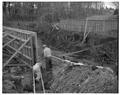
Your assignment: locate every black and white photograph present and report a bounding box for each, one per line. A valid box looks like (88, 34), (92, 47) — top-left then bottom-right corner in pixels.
(2, 1), (119, 93)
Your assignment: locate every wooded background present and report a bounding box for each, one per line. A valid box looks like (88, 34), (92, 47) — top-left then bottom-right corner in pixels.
(3, 2), (118, 22)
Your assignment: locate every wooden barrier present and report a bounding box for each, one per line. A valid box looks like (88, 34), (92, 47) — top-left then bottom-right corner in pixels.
(3, 26), (38, 93)
(3, 26), (37, 67)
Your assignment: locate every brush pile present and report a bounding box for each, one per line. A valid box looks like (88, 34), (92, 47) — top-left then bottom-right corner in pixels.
(50, 65), (118, 93)
(3, 67), (33, 93)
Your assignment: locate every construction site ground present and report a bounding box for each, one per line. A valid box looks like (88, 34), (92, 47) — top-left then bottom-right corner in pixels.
(3, 2), (119, 93)
(35, 35), (118, 93)
(2, 28), (118, 93)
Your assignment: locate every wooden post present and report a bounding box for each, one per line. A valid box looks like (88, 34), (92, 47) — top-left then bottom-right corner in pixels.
(103, 20), (105, 33)
(33, 32), (46, 93)
(84, 18), (88, 37)
(31, 37), (34, 66)
(3, 38), (15, 48)
(81, 18), (89, 44)
(33, 33), (38, 65)
(33, 71), (36, 93)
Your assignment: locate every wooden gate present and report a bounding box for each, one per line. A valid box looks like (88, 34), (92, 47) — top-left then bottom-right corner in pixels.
(3, 26), (38, 68)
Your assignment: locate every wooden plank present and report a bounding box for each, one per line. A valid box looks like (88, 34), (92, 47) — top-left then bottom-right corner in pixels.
(81, 18), (91, 44)
(3, 26), (35, 35)
(82, 59), (98, 66)
(31, 38), (34, 66)
(59, 40), (117, 56)
(3, 46), (15, 56)
(3, 33), (8, 38)
(6, 33), (26, 42)
(3, 36), (32, 68)
(39, 67), (46, 93)
(52, 55), (114, 73)
(33, 70), (36, 93)
(7, 45), (32, 60)
(84, 18), (88, 37)
(5, 57), (33, 68)
(35, 33), (38, 62)
(31, 33), (38, 65)
(5, 64), (28, 66)
(3, 37), (16, 48)
(20, 58), (32, 69)
(24, 45), (31, 48)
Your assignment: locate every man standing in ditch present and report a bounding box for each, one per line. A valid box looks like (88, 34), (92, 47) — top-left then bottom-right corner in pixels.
(43, 45), (52, 71)
(42, 45), (53, 89)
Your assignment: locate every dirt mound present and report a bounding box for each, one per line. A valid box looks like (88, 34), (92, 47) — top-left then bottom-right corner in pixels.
(50, 65), (118, 93)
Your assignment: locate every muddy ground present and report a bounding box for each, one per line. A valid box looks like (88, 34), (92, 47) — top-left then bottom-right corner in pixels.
(3, 24), (118, 93)
(3, 35), (118, 93)
(35, 34), (118, 93)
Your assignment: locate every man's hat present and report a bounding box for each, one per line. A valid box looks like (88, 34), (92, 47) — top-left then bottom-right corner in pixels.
(43, 44), (47, 47)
